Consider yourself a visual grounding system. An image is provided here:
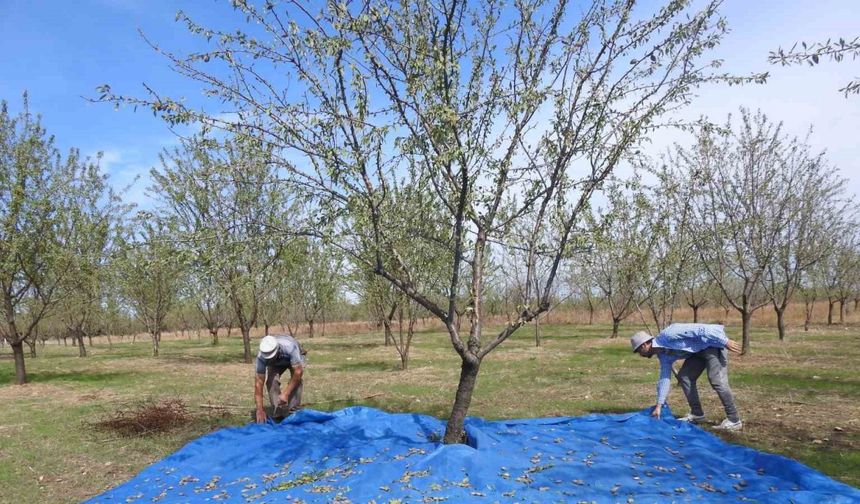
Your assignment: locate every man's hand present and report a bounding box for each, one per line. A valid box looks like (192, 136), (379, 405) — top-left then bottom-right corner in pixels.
(726, 339), (741, 353)
(651, 404), (662, 418)
(278, 390), (290, 406)
(255, 408), (267, 424)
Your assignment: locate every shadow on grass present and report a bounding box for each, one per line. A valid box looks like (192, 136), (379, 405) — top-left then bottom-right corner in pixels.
(0, 369), (142, 385)
(159, 352), (247, 365)
(733, 372), (860, 396)
(334, 360), (401, 372)
(307, 341), (384, 352)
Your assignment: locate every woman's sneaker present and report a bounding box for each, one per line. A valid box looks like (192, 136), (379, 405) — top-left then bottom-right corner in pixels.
(713, 418), (743, 431)
(677, 413), (706, 424)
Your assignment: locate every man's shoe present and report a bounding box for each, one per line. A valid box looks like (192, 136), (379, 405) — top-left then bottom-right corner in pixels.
(677, 413), (706, 424)
(713, 418), (743, 431)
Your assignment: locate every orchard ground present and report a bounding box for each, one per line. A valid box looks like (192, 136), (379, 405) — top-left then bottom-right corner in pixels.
(1, 310), (858, 503)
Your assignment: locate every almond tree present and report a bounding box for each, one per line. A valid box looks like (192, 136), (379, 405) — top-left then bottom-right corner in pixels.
(152, 136), (298, 361)
(1, 96), (118, 382)
(681, 111), (799, 353)
(760, 148), (852, 340)
(587, 178), (662, 337)
(114, 216), (186, 357)
(56, 154), (128, 356)
(284, 238), (341, 338)
(821, 233), (860, 325)
(99, 0), (760, 442)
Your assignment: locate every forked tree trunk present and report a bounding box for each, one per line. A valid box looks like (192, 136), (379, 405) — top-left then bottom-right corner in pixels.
(151, 331), (160, 357)
(382, 318), (392, 346)
(443, 358), (481, 444)
(210, 328), (219, 346)
(611, 318), (621, 338)
(26, 337), (37, 358)
(76, 330), (87, 357)
(775, 306), (786, 341)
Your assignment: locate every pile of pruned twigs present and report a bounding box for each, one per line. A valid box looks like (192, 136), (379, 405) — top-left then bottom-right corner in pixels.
(92, 398), (191, 437)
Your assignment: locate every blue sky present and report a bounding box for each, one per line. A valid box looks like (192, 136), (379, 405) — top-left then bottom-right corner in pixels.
(1, 0), (859, 206)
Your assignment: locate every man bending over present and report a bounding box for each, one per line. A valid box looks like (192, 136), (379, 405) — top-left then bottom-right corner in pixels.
(254, 334), (305, 423)
(631, 323), (743, 430)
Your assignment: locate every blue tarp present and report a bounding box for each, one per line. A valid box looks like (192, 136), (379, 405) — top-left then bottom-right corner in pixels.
(88, 407), (860, 503)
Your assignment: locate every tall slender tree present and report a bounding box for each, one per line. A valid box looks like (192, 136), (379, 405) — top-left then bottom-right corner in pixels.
(114, 216), (185, 357)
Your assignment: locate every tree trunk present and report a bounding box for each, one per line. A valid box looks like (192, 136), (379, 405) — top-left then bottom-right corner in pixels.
(76, 330), (87, 357)
(839, 300), (845, 323)
(611, 318), (621, 338)
(828, 301), (835, 325)
(210, 328), (219, 346)
(308, 319), (315, 339)
(775, 307), (786, 341)
(87, 334), (93, 347)
(264, 322), (270, 336)
(534, 317), (541, 347)
(12, 341), (27, 384)
(26, 337), (36, 358)
(692, 305), (699, 323)
(382, 318), (392, 346)
(151, 331), (160, 357)
(854, 298), (859, 312)
(741, 309), (752, 355)
(241, 326), (252, 363)
(443, 358), (481, 444)
(804, 299), (814, 332)
(587, 306), (594, 325)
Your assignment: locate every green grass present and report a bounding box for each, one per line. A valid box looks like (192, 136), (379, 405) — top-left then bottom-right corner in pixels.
(1, 321), (858, 502)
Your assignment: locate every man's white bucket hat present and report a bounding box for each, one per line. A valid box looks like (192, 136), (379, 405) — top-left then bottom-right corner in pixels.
(630, 331), (653, 353)
(259, 335), (278, 359)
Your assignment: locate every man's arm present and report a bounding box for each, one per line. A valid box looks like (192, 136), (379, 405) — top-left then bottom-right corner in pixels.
(278, 364), (303, 405)
(652, 355), (674, 417)
(254, 373), (266, 423)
